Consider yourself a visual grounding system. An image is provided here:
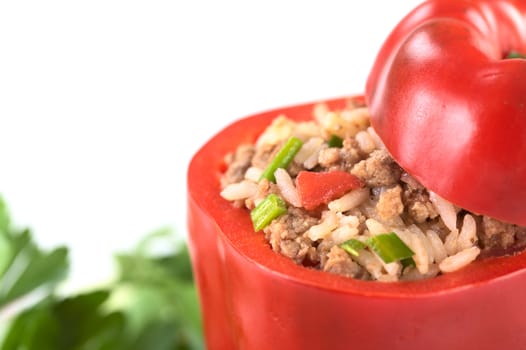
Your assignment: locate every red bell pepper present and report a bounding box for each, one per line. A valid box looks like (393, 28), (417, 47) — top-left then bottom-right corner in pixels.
(296, 170), (363, 210)
(366, 0), (526, 226)
(188, 96), (526, 350)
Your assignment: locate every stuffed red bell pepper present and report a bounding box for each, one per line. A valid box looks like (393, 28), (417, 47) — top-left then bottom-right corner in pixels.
(188, 1), (526, 349)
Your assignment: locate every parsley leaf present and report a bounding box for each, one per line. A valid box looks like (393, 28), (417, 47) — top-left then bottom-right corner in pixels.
(0, 197), (203, 350)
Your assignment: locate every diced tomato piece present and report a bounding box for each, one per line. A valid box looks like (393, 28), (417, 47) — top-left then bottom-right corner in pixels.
(295, 170), (363, 210)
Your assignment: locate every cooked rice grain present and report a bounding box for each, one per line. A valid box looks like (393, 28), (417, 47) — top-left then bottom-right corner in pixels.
(458, 214), (478, 250)
(274, 168), (301, 207)
(429, 192), (457, 232)
(328, 188), (370, 213)
(439, 246), (481, 273)
(306, 211), (339, 241)
(244, 166), (263, 182)
(294, 137), (324, 165)
(355, 130), (377, 154)
(426, 230), (448, 263)
(220, 181), (258, 201)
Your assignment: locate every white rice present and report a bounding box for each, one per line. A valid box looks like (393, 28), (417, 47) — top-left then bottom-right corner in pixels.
(244, 166), (263, 182)
(382, 261), (402, 277)
(425, 230), (448, 263)
(444, 229), (460, 256)
(274, 168), (301, 207)
(365, 218), (388, 236)
(340, 107), (370, 136)
(256, 115), (294, 147)
(355, 130), (377, 154)
(352, 249), (383, 279)
(328, 188), (370, 212)
(337, 213), (361, 227)
(293, 121), (321, 140)
(458, 214), (478, 250)
(331, 225), (359, 244)
(294, 137), (324, 165)
(315, 111), (350, 138)
(439, 246), (481, 273)
(429, 191), (457, 232)
(366, 126), (385, 149)
(407, 227), (431, 274)
(220, 180), (258, 201)
(306, 211), (339, 241)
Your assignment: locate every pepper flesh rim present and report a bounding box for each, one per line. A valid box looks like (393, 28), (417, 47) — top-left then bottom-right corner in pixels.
(187, 95), (526, 298)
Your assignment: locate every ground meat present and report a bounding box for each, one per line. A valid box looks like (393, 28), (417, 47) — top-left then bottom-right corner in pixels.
(251, 143), (279, 169)
(376, 185), (404, 221)
(350, 149), (401, 187)
(278, 237), (314, 264)
(283, 207), (319, 238)
(318, 239), (340, 268)
(286, 160), (304, 178)
(337, 138), (364, 171)
(264, 207), (319, 264)
(245, 179), (279, 210)
(323, 246), (365, 278)
(479, 216), (526, 254)
(318, 147), (340, 168)
(303, 244), (320, 266)
(221, 144), (255, 187)
(401, 182), (438, 224)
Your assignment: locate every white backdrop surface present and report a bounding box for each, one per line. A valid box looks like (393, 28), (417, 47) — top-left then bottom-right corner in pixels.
(0, 1), (423, 290)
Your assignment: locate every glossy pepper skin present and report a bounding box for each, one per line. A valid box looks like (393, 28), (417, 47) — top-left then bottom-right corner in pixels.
(366, 0), (526, 226)
(188, 97), (526, 350)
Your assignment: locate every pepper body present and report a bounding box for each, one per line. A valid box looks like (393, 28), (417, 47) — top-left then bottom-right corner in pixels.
(366, 0), (526, 226)
(187, 97), (526, 350)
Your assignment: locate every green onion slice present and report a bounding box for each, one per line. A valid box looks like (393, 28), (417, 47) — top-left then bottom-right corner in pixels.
(250, 194), (287, 231)
(327, 135), (344, 148)
(339, 239), (366, 257)
(259, 137), (303, 183)
(506, 51), (526, 59)
(365, 233), (414, 264)
(401, 257), (416, 268)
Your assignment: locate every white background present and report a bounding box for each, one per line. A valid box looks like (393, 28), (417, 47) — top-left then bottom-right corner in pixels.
(0, 0), (423, 291)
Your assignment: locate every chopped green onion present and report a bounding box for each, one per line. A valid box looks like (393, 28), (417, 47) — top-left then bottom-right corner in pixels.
(328, 135), (344, 148)
(401, 257), (416, 268)
(365, 233), (414, 264)
(506, 51), (526, 59)
(250, 194), (287, 231)
(339, 239), (366, 257)
(259, 136), (303, 183)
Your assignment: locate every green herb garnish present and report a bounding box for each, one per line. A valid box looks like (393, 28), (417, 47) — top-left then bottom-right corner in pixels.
(0, 196), (204, 350)
(250, 194), (287, 231)
(401, 257), (416, 268)
(259, 137), (303, 183)
(327, 135), (344, 148)
(365, 233), (414, 264)
(339, 239), (366, 257)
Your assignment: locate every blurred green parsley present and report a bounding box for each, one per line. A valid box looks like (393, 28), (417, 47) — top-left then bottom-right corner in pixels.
(0, 197), (203, 350)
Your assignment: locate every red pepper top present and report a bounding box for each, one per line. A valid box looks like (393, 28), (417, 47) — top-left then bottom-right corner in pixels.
(366, 0), (526, 226)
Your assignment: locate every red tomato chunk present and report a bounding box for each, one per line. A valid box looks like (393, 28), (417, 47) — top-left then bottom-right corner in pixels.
(296, 170), (363, 210)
